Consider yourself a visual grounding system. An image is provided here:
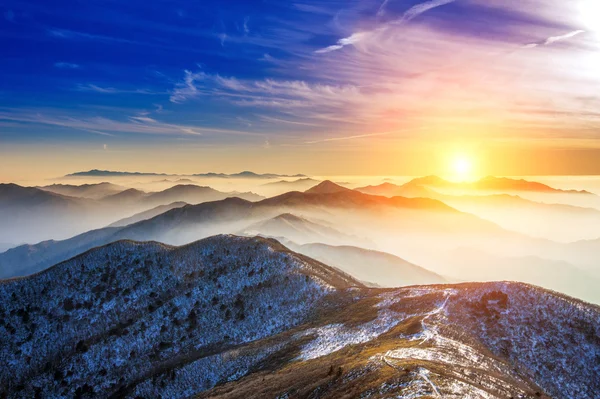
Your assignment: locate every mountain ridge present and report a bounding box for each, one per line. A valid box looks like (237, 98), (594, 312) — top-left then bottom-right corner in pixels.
(1, 237), (597, 398)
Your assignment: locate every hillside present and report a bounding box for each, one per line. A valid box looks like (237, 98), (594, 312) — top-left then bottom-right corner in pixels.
(108, 202), (188, 227)
(401, 175), (594, 195)
(0, 187), (493, 278)
(240, 213), (367, 247)
(290, 242), (446, 287)
(355, 182), (434, 198)
(1, 238), (597, 398)
(198, 282), (600, 399)
(39, 182), (126, 199)
(305, 180), (353, 194)
(259, 178), (321, 196)
(0, 235), (361, 398)
(0, 184), (98, 244)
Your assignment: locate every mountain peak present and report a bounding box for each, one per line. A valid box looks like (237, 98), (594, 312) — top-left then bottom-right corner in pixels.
(305, 180), (351, 194)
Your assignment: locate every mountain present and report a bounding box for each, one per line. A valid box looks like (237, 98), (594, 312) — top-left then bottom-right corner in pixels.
(0, 184), (98, 244)
(141, 185), (263, 207)
(402, 175), (594, 195)
(39, 182), (126, 199)
(225, 171), (307, 179)
(355, 181), (434, 198)
(108, 202), (188, 227)
(289, 242), (446, 287)
(305, 180), (352, 194)
(260, 178), (322, 196)
(66, 170), (307, 179)
(1, 237), (597, 398)
(0, 236), (361, 398)
(66, 169), (168, 177)
(0, 189), (500, 278)
(0, 197), (258, 278)
(437, 193), (600, 242)
(192, 171), (307, 179)
(0, 243), (17, 253)
(475, 176), (593, 194)
(354, 182), (600, 241)
(428, 247), (600, 304)
(199, 281), (600, 399)
(100, 188), (148, 205)
(262, 178), (320, 188)
(239, 213), (367, 247)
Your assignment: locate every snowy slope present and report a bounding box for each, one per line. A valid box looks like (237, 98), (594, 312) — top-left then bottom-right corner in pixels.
(0, 235), (361, 398)
(1, 235), (598, 398)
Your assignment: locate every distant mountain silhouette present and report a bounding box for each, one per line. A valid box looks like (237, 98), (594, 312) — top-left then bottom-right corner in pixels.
(0, 184), (101, 244)
(240, 213), (366, 246)
(66, 169), (168, 177)
(289, 242), (446, 287)
(401, 175), (594, 194)
(66, 169), (307, 179)
(355, 181), (434, 198)
(304, 180), (353, 194)
(261, 178), (321, 192)
(108, 202), (188, 227)
(0, 188), (477, 277)
(100, 188), (148, 205)
(39, 182), (126, 199)
(140, 184), (263, 207)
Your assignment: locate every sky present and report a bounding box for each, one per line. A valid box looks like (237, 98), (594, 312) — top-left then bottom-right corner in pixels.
(1, 0), (600, 180)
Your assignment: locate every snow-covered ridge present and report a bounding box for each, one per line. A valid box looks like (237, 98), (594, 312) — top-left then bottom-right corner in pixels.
(0, 235), (360, 398)
(1, 236), (598, 399)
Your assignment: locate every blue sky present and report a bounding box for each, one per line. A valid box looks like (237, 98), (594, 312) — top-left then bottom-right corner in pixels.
(1, 0), (600, 178)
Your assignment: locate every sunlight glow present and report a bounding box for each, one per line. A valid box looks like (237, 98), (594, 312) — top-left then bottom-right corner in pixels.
(579, 0), (600, 32)
(451, 155), (473, 180)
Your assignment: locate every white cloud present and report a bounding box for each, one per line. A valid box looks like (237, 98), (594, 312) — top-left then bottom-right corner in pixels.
(170, 70), (207, 103)
(0, 108), (258, 137)
(316, 0), (456, 53)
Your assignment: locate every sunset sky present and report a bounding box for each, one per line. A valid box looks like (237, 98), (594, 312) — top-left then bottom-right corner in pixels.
(2, 0), (600, 180)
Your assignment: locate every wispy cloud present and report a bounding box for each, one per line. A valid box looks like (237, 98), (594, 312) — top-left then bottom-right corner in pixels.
(0, 109), (259, 137)
(170, 70), (207, 103)
(522, 30), (586, 48)
(54, 62), (80, 69)
(304, 131), (394, 144)
(316, 0), (456, 53)
(76, 84), (160, 95)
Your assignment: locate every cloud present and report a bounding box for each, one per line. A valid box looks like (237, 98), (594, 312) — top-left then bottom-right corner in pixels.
(304, 131), (394, 144)
(170, 70), (207, 103)
(377, 0), (391, 17)
(54, 62), (80, 69)
(76, 84), (159, 95)
(243, 16), (250, 35)
(523, 30), (586, 48)
(218, 33), (227, 46)
(0, 108), (257, 138)
(103, 144), (108, 150)
(316, 0), (456, 53)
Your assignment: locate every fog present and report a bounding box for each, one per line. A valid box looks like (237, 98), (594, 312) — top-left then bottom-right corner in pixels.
(2, 174), (600, 304)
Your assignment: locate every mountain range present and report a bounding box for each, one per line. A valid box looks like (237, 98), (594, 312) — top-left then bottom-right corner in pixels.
(1, 235), (597, 398)
(0, 183), (264, 245)
(0, 181), (493, 278)
(66, 169), (307, 179)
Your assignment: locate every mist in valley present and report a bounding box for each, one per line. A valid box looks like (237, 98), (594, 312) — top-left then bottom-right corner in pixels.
(2, 172), (600, 304)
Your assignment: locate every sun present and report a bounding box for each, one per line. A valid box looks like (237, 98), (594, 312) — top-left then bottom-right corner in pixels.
(451, 155), (474, 180)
